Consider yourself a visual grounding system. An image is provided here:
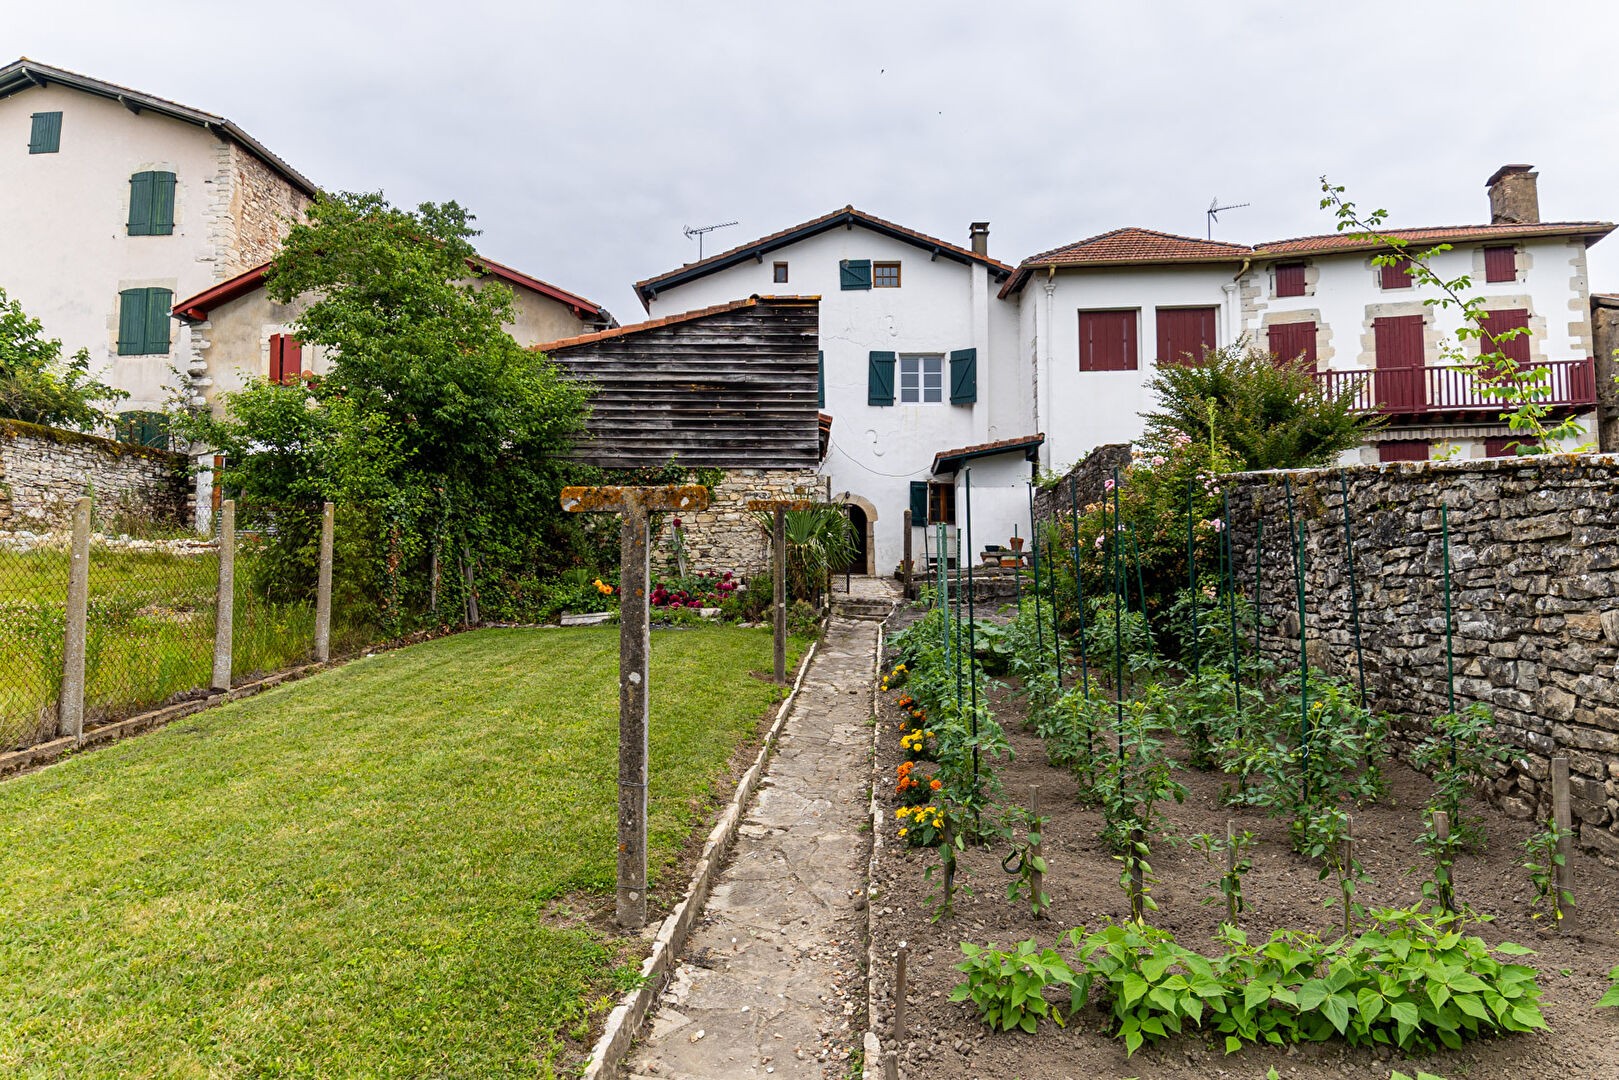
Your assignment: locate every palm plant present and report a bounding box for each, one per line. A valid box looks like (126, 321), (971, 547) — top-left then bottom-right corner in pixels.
(754, 505), (856, 601)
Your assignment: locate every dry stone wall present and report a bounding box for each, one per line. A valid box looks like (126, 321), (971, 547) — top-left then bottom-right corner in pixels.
(1223, 455), (1619, 860)
(0, 421), (192, 532)
(651, 468), (827, 579)
(1032, 443), (1133, 528)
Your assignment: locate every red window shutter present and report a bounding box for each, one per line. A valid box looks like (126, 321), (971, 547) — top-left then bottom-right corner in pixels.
(1380, 255), (1412, 289)
(1155, 307), (1218, 367)
(1373, 316), (1425, 368)
(269, 334), (285, 383)
(1268, 321), (1317, 366)
(1275, 263), (1307, 297)
(1483, 246), (1516, 283)
(1479, 309), (1530, 365)
(1378, 440), (1429, 462)
(1485, 436), (1518, 457)
(1079, 310), (1138, 371)
(283, 338), (303, 383)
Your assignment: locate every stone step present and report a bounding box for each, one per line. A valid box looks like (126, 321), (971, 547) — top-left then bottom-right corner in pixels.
(831, 598), (894, 621)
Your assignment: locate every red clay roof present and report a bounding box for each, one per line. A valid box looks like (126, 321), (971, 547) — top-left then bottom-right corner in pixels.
(931, 433), (1046, 474)
(1000, 228), (1252, 297)
(535, 295), (820, 353)
(174, 257), (608, 322)
(633, 206), (1013, 309)
(1254, 221), (1614, 256)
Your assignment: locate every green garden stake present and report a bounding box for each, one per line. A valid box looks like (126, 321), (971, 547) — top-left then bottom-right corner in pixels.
(965, 470), (980, 790)
(1187, 475), (1199, 678)
(1069, 473), (1091, 697)
(954, 526), (965, 714)
(1010, 521), (1022, 608)
(1295, 522), (1310, 804)
(1442, 503), (1457, 766)
(1283, 475), (1299, 582)
(1340, 472), (1368, 709)
(1222, 491), (1242, 715)
(1026, 482), (1045, 659)
(1045, 524), (1064, 686)
(1112, 467), (1125, 756)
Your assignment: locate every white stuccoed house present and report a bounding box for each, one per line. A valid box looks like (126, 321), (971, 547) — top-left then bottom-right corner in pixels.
(630, 167), (1613, 578)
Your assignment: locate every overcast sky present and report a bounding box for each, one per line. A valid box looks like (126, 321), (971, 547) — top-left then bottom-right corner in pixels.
(15, 1), (1619, 321)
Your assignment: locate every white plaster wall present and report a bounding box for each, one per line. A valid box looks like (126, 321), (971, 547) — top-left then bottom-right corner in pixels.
(947, 451), (1036, 563)
(1033, 265), (1236, 471)
(644, 225), (1020, 573)
(0, 85), (246, 413)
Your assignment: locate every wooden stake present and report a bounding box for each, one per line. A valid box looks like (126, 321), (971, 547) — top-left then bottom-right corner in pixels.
(883, 1049), (899, 1080)
(1128, 827), (1145, 922)
(1341, 813), (1354, 937)
(893, 944), (908, 1045)
(1433, 809), (1454, 913)
(902, 508), (914, 600)
(1225, 819), (1239, 926)
(747, 498), (815, 685)
(1030, 785), (1044, 919)
(562, 485), (710, 930)
(1552, 754), (1575, 922)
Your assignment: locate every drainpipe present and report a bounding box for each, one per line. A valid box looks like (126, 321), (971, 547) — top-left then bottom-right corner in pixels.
(1041, 266), (1057, 462)
(1227, 257), (1252, 348)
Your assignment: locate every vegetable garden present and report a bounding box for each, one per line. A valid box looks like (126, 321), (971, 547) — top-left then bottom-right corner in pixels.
(866, 441), (1619, 1080)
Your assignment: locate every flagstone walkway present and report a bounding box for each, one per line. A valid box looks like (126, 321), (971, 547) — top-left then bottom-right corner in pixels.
(624, 582), (896, 1078)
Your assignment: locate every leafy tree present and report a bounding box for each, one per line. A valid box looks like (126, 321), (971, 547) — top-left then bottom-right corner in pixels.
(1140, 344), (1377, 470)
(175, 192), (593, 627)
(1320, 178), (1586, 454)
(0, 285), (126, 429)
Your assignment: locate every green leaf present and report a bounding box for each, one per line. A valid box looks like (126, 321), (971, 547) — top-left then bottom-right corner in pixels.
(1297, 979), (1331, 1011)
(1321, 994), (1350, 1035)
(1597, 986), (1619, 1009)
(1390, 1001), (1420, 1028)
(1121, 973), (1148, 1005)
(1225, 1035), (1243, 1054)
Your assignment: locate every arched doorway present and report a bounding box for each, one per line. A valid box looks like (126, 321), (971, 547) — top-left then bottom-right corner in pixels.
(845, 504), (868, 576)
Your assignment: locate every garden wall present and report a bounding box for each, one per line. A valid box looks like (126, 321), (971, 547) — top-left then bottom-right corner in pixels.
(650, 468), (827, 579)
(1223, 454), (1619, 860)
(1032, 443), (1133, 527)
(0, 420), (193, 533)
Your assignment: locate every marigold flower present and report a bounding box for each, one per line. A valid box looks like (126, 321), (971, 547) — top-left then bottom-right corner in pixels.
(898, 827), (908, 837)
(929, 778), (942, 791)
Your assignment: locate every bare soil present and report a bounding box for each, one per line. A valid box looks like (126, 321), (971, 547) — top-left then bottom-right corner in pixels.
(869, 610), (1619, 1080)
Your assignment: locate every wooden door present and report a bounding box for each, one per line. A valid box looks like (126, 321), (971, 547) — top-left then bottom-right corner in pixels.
(1373, 315), (1425, 412)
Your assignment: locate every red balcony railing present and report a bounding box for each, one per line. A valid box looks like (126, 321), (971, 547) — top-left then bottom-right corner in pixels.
(1312, 358), (1597, 416)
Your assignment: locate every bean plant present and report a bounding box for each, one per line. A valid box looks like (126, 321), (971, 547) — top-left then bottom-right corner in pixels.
(1412, 703), (1509, 849)
(1523, 818), (1574, 925)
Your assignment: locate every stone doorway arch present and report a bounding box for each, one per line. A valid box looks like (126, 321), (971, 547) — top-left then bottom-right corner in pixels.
(833, 492), (878, 576)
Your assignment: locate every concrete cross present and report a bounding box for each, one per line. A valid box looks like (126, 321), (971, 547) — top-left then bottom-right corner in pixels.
(745, 496), (817, 684)
(561, 483), (710, 930)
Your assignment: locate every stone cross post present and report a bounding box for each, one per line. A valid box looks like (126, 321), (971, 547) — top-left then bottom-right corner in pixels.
(747, 498), (815, 684)
(561, 484), (710, 930)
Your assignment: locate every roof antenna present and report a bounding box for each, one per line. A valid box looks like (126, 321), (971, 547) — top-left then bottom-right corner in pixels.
(683, 220), (739, 260)
(1206, 197), (1250, 240)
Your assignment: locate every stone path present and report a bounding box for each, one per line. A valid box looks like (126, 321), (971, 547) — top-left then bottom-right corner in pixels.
(624, 585), (894, 1078)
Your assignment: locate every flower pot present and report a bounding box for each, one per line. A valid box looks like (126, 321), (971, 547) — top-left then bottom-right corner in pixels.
(1008, 536), (1025, 553)
(1000, 557), (1019, 568)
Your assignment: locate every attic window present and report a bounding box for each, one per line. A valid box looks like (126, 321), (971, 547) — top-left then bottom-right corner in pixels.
(874, 262), (901, 288)
(773, 261), (788, 284)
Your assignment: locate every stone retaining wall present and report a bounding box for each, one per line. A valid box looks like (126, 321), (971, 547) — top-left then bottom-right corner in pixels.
(0, 420), (193, 531)
(1223, 455), (1619, 859)
(651, 468), (827, 579)
(1032, 443), (1133, 528)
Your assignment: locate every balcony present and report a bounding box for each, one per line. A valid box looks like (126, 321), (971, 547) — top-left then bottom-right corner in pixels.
(1312, 358), (1598, 416)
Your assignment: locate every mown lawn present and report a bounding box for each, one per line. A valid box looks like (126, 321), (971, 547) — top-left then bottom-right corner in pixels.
(0, 624), (805, 1078)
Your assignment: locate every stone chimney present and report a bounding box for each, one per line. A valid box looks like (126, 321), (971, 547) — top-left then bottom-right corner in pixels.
(969, 221), (990, 256)
(1487, 164), (1540, 225)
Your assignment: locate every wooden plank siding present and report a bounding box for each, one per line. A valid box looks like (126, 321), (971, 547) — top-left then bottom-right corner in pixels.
(542, 297), (822, 470)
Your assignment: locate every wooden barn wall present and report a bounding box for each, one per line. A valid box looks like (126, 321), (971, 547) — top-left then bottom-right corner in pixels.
(549, 302), (820, 470)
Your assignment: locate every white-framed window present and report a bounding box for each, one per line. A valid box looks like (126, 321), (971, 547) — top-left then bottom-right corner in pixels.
(899, 354), (943, 404)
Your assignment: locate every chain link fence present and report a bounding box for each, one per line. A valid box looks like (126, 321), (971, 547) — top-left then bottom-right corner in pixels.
(0, 536), (70, 750)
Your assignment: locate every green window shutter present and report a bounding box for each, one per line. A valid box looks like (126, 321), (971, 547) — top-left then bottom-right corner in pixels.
(867, 351), (895, 406)
(150, 172), (176, 234)
(909, 481), (929, 524)
(117, 290), (149, 355)
(840, 259), (872, 290)
(128, 172), (154, 235)
(29, 111), (62, 154)
(816, 350), (825, 409)
(949, 348), (978, 404)
(144, 288), (173, 354)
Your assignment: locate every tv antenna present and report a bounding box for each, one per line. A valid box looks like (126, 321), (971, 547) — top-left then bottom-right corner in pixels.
(1206, 197), (1250, 239)
(683, 220), (738, 260)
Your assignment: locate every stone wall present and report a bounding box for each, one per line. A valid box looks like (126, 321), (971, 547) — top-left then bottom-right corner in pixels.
(225, 144), (311, 272)
(1032, 443), (1133, 528)
(651, 468), (827, 579)
(0, 421), (192, 531)
(1223, 455), (1619, 860)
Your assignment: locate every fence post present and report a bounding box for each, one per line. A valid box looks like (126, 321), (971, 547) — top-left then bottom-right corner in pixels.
(1552, 755), (1575, 920)
(314, 501), (334, 662)
(902, 508), (913, 600)
(211, 499), (235, 692)
(58, 495), (92, 739)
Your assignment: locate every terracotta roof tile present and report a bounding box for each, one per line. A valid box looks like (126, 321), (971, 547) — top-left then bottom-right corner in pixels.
(1000, 229), (1252, 297)
(1254, 221), (1614, 256)
(535, 295), (820, 353)
(931, 433), (1045, 474)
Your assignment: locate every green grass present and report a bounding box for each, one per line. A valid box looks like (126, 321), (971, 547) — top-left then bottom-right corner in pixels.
(0, 623), (805, 1077)
(0, 547), (323, 747)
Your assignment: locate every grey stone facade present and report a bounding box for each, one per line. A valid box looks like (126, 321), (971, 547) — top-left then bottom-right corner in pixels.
(651, 468), (827, 579)
(0, 421), (192, 531)
(1223, 455), (1619, 859)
